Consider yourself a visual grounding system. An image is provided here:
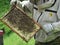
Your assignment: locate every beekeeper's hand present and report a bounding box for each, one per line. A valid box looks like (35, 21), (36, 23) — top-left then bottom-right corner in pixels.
(10, 0), (17, 5)
(10, 0), (30, 8)
(19, 0), (30, 8)
(42, 24), (53, 34)
(42, 22), (60, 34)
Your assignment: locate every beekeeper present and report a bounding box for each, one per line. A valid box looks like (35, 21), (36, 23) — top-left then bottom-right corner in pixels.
(10, 0), (60, 45)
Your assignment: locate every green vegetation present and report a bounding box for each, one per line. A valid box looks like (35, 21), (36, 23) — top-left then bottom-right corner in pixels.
(0, 0), (35, 45)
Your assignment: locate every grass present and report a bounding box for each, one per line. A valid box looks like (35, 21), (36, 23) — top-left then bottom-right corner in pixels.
(0, 0), (35, 45)
(4, 32), (35, 45)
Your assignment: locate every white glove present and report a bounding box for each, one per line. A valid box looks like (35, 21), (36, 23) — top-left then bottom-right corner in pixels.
(10, 0), (30, 7)
(43, 24), (53, 33)
(19, 0), (30, 7)
(10, 0), (17, 5)
(19, 0), (33, 12)
(52, 22), (60, 32)
(43, 22), (60, 34)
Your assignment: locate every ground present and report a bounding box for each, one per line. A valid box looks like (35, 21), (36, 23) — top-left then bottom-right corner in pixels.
(0, 0), (35, 45)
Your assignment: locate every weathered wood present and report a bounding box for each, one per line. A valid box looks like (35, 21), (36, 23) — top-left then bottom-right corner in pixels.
(1, 6), (40, 42)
